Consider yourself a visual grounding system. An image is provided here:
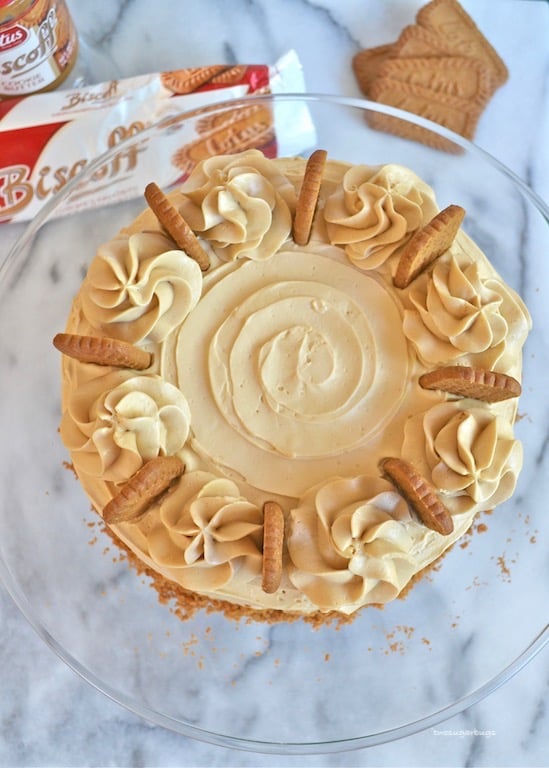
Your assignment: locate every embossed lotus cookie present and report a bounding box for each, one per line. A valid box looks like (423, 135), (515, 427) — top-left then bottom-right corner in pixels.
(54, 148), (531, 623)
(419, 366), (522, 403)
(53, 333), (152, 370)
(352, 0), (508, 146)
(144, 182), (210, 271)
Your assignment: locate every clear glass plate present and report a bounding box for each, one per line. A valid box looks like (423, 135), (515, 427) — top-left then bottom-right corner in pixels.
(0, 94), (547, 754)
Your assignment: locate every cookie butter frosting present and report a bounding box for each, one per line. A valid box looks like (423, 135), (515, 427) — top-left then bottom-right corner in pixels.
(287, 476), (417, 609)
(82, 231), (203, 343)
(323, 163), (439, 270)
(143, 471), (263, 590)
(176, 152), (296, 261)
(61, 372), (191, 481)
(402, 239), (530, 371)
(57, 150), (532, 618)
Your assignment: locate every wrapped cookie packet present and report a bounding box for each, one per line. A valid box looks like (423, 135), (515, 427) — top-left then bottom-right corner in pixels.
(0, 50), (310, 223)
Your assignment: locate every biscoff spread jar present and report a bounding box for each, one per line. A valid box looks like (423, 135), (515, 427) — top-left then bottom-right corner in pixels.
(0, 0), (78, 98)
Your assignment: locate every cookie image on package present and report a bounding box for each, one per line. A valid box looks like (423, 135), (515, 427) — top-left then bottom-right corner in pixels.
(172, 104), (275, 177)
(160, 66), (227, 94)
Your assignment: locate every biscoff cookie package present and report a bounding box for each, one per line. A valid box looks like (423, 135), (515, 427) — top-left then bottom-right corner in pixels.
(0, 50), (310, 224)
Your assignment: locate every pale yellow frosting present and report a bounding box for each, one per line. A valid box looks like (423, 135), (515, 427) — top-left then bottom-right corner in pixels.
(175, 248), (420, 498)
(140, 471), (263, 590)
(58, 151), (532, 616)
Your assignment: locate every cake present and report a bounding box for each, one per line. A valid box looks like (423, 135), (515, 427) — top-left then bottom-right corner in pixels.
(53, 149), (531, 621)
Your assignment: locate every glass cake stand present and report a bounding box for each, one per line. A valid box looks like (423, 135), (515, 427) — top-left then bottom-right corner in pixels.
(0, 95), (547, 754)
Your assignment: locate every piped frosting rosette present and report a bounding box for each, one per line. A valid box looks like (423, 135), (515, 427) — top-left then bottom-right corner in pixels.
(402, 401), (523, 516)
(286, 475), (416, 609)
(402, 234), (531, 372)
(176, 149), (296, 261)
(81, 230), (203, 343)
(126, 471), (263, 591)
(61, 372), (191, 483)
(323, 163), (439, 271)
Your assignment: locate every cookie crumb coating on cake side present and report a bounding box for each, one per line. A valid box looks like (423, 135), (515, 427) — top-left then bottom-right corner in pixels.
(54, 149), (531, 623)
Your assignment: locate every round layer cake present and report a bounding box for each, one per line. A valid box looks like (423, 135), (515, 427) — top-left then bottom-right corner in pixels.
(55, 149), (531, 619)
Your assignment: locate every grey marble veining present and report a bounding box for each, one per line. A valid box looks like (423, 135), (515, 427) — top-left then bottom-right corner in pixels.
(0, 1), (548, 765)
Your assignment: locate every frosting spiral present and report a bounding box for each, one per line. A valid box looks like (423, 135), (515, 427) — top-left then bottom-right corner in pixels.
(60, 373), (191, 482)
(141, 471), (263, 590)
(287, 476), (416, 610)
(81, 231), (203, 343)
(176, 149), (296, 261)
(323, 164), (438, 270)
(404, 402), (522, 514)
(403, 242), (531, 369)
(176, 249), (410, 496)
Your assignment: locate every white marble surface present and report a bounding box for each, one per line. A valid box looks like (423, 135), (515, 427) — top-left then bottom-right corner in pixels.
(0, 0), (548, 765)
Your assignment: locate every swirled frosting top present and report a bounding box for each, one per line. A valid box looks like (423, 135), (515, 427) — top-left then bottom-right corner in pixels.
(59, 150), (531, 616)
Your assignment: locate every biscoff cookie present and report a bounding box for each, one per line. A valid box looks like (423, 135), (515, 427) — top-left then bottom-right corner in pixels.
(419, 366), (522, 402)
(416, 0), (509, 87)
(394, 23), (453, 58)
(352, 43), (396, 97)
(377, 55), (492, 103)
(53, 333), (152, 370)
(393, 24), (498, 100)
(262, 501), (285, 594)
(103, 456), (186, 525)
(368, 77), (483, 143)
(144, 182), (210, 271)
(380, 457), (454, 536)
(366, 110), (460, 153)
(293, 149), (327, 246)
(394, 204), (465, 288)
(209, 65), (248, 86)
(352, 0), (507, 147)
(194, 103), (273, 136)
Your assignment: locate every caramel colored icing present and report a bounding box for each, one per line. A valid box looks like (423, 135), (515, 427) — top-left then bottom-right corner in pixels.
(402, 238), (530, 371)
(82, 231), (203, 343)
(59, 150), (531, 617)
(323, 163), (439, 270)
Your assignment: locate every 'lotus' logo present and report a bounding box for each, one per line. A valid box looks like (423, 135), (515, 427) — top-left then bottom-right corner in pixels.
(0, 24), (29, 52)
